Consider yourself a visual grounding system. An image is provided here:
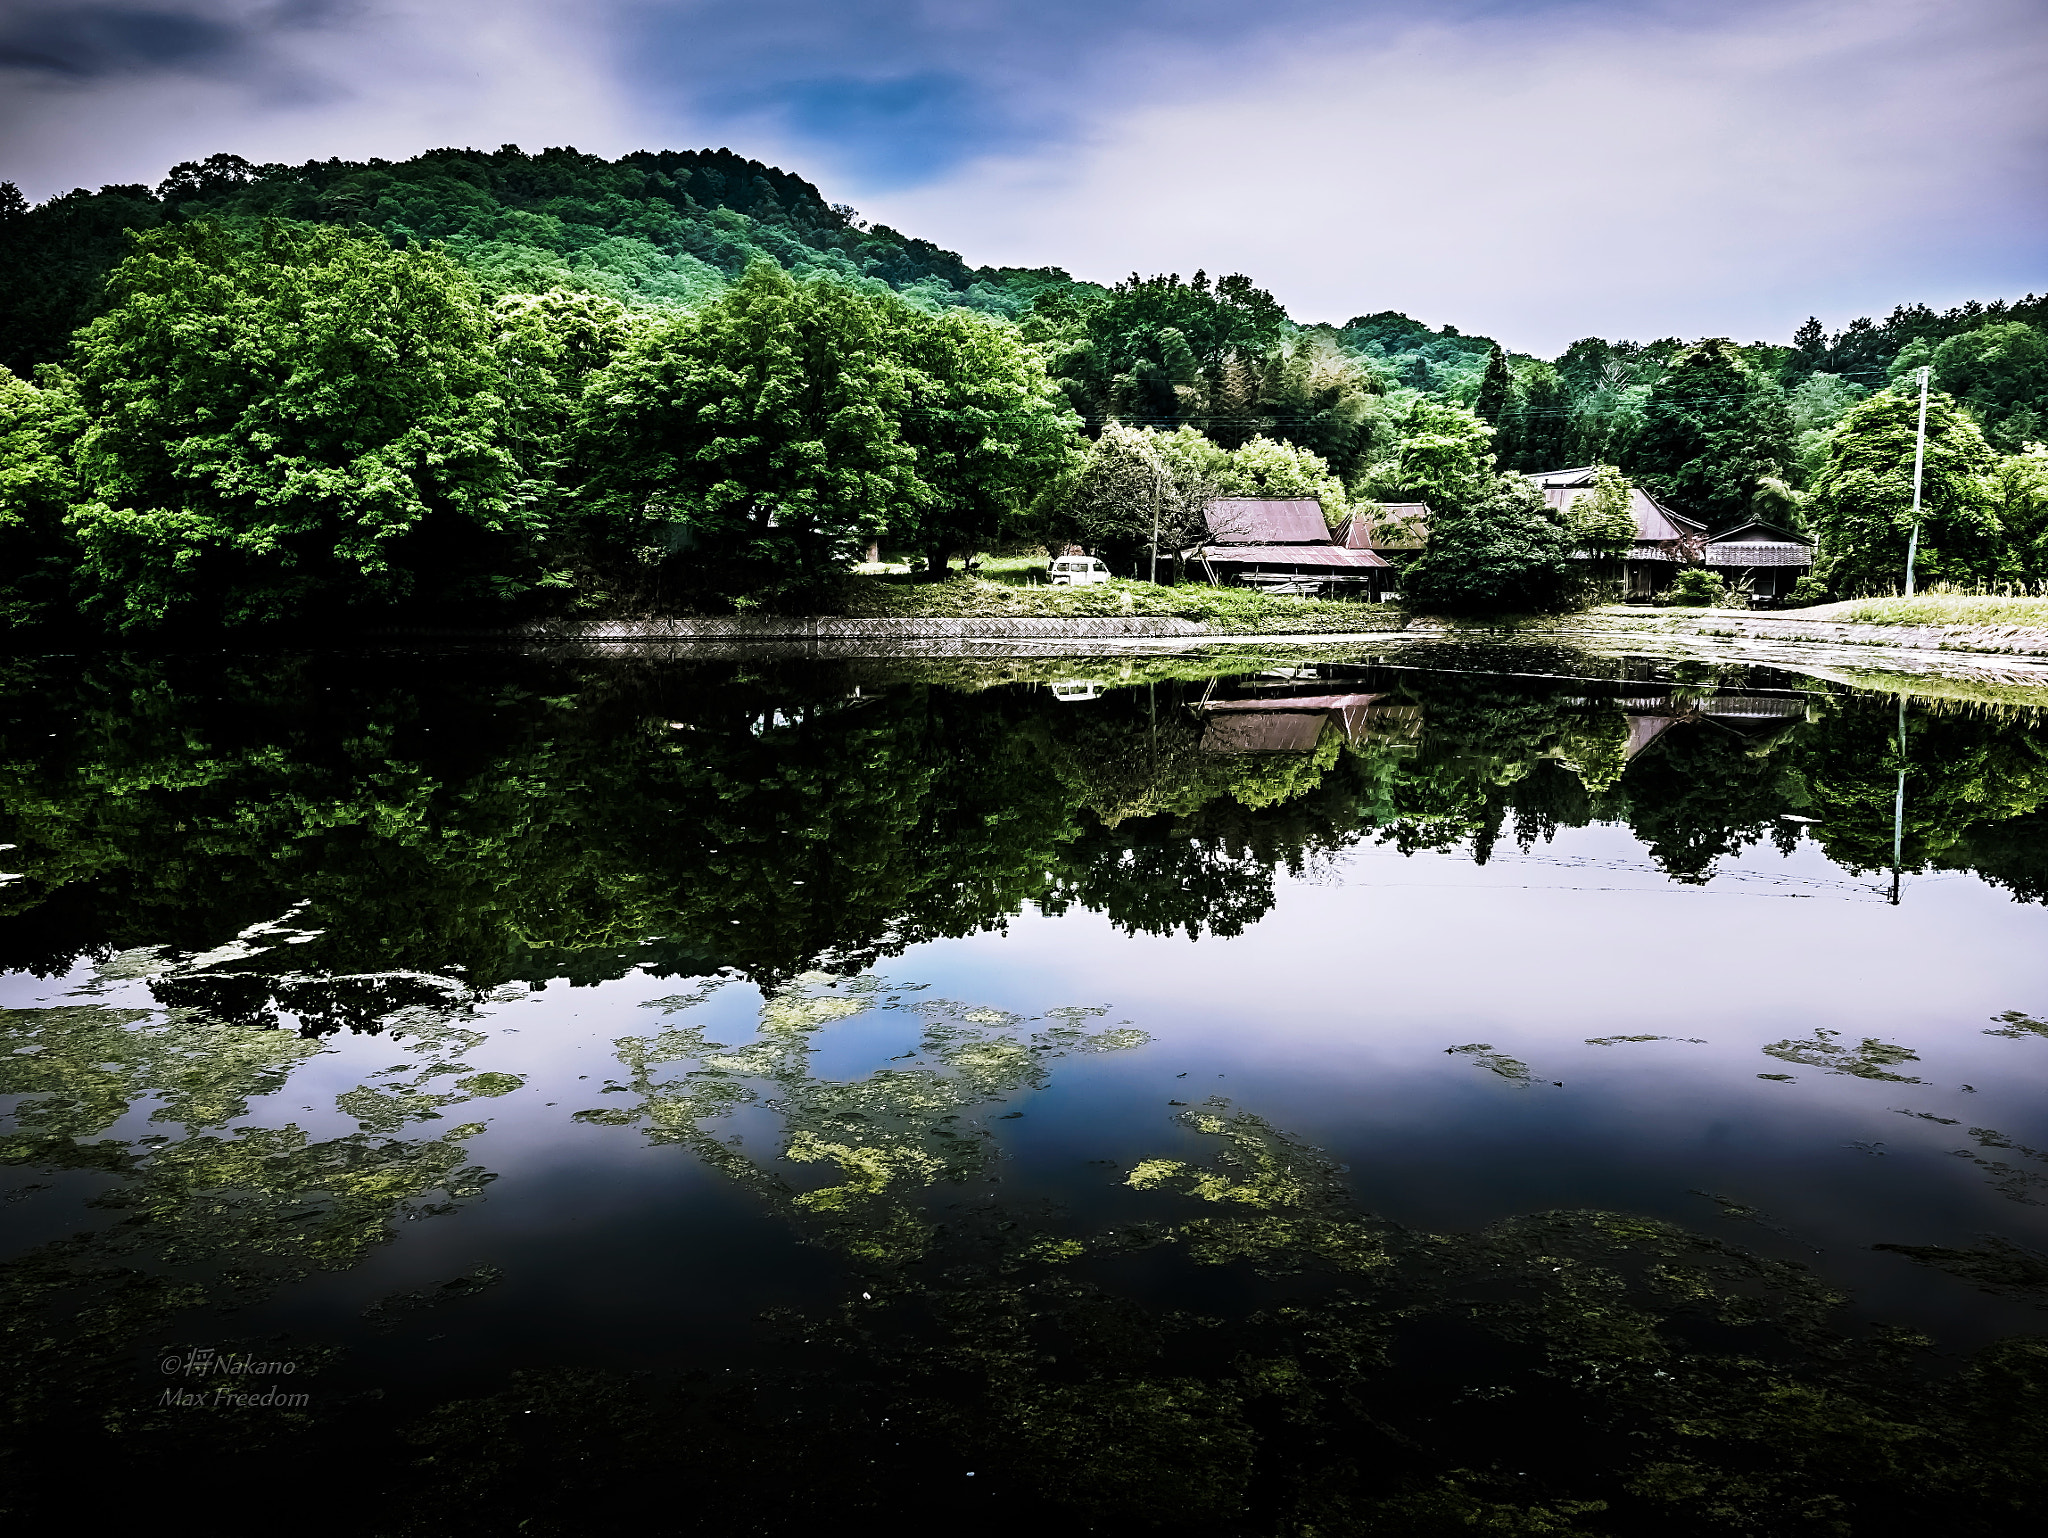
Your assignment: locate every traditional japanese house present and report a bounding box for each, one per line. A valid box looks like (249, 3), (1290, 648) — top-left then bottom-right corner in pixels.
(1196, 692), (1389, 753)
(1597, 691), (1810, 765)
(1525, 467), (1707, 600)
(1524, 468), (1814, 601)
(1187, 498), (1392, 597)
(1702, 520), (1816, 600)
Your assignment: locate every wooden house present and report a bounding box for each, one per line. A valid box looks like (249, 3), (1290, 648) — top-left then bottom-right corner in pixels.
(1702, 520), (1816, 600)
(1187, 498), (1392, 597)
(1525, 468), (1813, 601)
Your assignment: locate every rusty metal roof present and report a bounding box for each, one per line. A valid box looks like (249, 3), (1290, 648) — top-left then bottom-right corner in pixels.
(1529, 469), (1703, 541)
(1200, 693), (1389, 745)
(1200, 712), (1330, 754)
(1204, 498), (1330, 544)
(1338, 503), (1431, 550)
(1200, 544), (1391, 569)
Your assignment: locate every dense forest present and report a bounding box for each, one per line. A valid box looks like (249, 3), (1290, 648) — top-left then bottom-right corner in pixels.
(2, 143), (2046, 631)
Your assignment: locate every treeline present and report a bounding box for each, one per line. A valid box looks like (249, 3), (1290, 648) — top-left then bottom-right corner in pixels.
(2, 143), (2046, 631)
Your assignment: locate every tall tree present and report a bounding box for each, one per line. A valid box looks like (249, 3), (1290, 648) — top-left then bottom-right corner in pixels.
(1924, 322), (2048, 453)
(1474, 343), (1513, 429)
(1510, 365), (1574, 472)
(1808, 388), (2001, 595)
(1052, 423), (1224, 572)
(581, 263), (923, 601)
(1402, 473), (1580, 614)
(1049, 270), (1287, 433)
(67, 221), (528, 632)
(1786, 373), (1870, 485)
(0, 365), (84, 630)
(1627, 339), (1793, 527)
(1353, 399), (1497, 514)
(1785, 317), (1829, 381)
(891, 308), (1082, 574)
(1986, 447), (2048, 585)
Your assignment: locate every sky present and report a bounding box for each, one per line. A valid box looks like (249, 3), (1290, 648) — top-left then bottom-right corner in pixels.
(0, 0), (2042, 355)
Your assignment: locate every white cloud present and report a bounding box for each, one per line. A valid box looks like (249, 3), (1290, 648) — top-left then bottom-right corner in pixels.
(1, 1), (652, 199)
(869, 0), (2048, 353)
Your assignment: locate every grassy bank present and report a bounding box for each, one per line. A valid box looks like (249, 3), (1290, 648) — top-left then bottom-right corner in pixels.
(1788, 595), (2048, 627)
(837, 574), (1408, 634)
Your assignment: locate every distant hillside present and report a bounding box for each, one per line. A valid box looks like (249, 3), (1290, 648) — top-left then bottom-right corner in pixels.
(0, 140), (2039, 464)
(0, 143), (1092, 374)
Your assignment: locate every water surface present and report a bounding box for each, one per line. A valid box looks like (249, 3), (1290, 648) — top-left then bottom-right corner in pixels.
(4, 646), (2046, 1534)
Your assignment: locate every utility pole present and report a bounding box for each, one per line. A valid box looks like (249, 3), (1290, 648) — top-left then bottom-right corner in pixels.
(1148, 463), (1162, 585)
(1903, 364), (1930, 597)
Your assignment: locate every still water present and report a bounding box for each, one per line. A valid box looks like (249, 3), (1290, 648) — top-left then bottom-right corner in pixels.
(3, 645), (2046, 1534)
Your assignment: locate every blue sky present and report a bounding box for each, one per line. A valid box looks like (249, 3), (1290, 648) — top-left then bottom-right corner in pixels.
(1, 0), (2042, 354)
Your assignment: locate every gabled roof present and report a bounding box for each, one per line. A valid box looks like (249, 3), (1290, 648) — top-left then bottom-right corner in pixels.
(1197, 693), (1388, 752)
(1204, 498), (1329, 544)
(1526, 466), (1601, 488)
(1525, 469), (1704, 541)
(1337, 502), (1431, 550)
(1708, 519), (1812, 545)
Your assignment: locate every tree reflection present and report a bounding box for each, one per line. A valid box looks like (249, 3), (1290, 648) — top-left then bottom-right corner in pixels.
(389, 980), (2048, 1537)
(4, 653), (2047, 1001)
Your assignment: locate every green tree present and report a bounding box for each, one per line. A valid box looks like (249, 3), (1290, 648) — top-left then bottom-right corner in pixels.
(0, 182), (166, 375)
(66, 221), (529, 632)
(1922, 322), (2048, 453)
(580, 263), (923, 601)
(1508, 363), (1573, 472)
(890, 308), (1082, 574)
(0, 365), (84, 630)
(489, 287), (637, 594)
(1401, 472), (1579, 614)
(1053, 423), (1221, 572)
(1049, 270), (1287, 433)
(1352, 398), (1497, 513)
(1568, 463), (1637, 554)
(1216, 434), (1348, 521)
(1250, 334), (1382, 477)
(1627, 339), (1794, 527)
(1473, 343), (1512, 429)
(1786, 371), (1869, 485)
(1808, 387), (2002, 594)
(1988, 447), (2048, 583)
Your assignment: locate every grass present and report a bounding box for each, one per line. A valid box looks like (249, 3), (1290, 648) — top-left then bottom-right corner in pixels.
(836, 573), (1409, 634)
(1787, 595), (2048, 628)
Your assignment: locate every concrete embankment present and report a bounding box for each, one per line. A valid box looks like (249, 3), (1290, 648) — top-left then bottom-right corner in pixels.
(1599, 609), (2048, 659)
(376, 610), (2048, 692)
(397, 615), (1212, 642)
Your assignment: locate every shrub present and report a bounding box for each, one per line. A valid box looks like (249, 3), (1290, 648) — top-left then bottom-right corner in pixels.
(1665, 568), (1727, 606)
(1786, 573), (1829, 606)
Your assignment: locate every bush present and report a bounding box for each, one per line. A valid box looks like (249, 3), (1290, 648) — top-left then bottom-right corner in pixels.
(1665, 568), (1727, 606)
(1786, 573), (1829, 606)
(1401, 474), (1580, 615)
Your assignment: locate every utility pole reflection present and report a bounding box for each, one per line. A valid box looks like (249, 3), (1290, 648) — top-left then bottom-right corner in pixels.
(1890, 695), (1908, 906)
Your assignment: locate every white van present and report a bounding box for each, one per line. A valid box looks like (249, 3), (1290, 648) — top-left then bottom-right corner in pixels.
(1049, 556), (1112, 586)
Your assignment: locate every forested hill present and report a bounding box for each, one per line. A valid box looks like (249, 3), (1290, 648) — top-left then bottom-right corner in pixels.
(0, 143), (1088, 373)
(8, 141), (2041, 387)
(1, 140), (2044, 636)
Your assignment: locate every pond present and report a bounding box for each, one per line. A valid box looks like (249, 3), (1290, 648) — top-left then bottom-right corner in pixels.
(3, 644), (2046, 1535)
